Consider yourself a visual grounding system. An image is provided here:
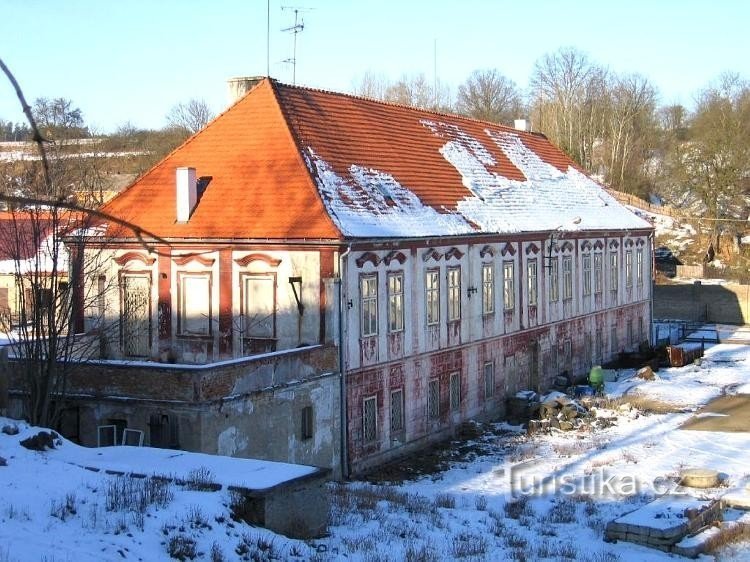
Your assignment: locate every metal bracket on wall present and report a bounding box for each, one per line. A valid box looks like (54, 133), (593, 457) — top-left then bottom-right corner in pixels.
(288, 276), (304, 315)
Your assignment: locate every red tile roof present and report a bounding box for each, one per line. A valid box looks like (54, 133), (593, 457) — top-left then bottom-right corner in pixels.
(102, 79), (618, 241)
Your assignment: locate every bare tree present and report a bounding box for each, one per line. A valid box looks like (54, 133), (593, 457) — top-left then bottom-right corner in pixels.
(456, 69), (524, 125)
(352, 71), (390, 100)
(166, 98), (215, 134)
(530, 47), (609, 170)
(0, 58), (163, 427)
(383, 73), (452, 112)
(664, 73), (750, 253)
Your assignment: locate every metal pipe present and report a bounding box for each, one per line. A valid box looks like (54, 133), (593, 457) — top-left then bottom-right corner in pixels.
(337, 243), (352, 479)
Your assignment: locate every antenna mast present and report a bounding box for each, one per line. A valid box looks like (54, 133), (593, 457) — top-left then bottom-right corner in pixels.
(281, 6), (311, 85)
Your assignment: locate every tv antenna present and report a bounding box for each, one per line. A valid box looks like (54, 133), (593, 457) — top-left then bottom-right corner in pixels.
(281, 6), (313, 85)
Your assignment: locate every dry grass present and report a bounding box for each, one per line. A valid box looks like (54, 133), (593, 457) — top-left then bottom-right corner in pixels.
(704, 522), (750, 553)
(594, 395), (685, 414)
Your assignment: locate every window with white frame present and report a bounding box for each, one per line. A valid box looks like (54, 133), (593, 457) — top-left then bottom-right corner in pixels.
(447, 267), (461, 322)
(449, 372), (461, 411)
(594, 253), (603, 294)
(427, 379), (440, 419)
(484, 361), (495, 399)
(482, 263), (494, 315)
(549, 256), (559, 302)
(625, 250), (633, 288)
(610, 252), (619, 292)
(582, 253), (592, 296)
(563, 256), (573, 300)
(390, 388), (404, 433)
(242, 273), (275, 339)
(425, 270), (440, 326)
(503, 262), (515, 310)
(178, 272), (211, 336)
(387, 272), (404, 333)
(527, 259), (538, 306)
(636, 248), (644, 286)
(363, 396), (377, 443)
(360, 274), (378, 337)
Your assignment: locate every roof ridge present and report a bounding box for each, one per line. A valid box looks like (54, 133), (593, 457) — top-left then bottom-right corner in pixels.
(273, 79), (545, 138)
(268, 80), (344, 239)
(101, 79), (270, 214)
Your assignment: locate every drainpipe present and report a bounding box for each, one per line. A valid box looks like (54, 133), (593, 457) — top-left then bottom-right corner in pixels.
(649, 230), (655, 345)
(337, 244), (352, 479)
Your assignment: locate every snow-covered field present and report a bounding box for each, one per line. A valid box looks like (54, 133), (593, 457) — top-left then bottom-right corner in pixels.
(3, 341), (750, 561)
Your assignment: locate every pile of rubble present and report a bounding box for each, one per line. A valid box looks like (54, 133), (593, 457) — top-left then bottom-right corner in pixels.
(523, 390), (621, 434)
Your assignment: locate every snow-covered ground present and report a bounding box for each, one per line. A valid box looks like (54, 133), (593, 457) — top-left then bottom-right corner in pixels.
(3, 340), (750, 561)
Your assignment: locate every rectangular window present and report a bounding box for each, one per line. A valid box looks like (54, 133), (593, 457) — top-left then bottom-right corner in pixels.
(484, 361), (495, 399)
(363, 396), (377, 443)
(638, 315), (644, 342)
(360, 274), (378, 337)
(503, 262), (515, 310)
(548, 257), (559, 302)
(178, 273), (211, 336)
(427, 379), (440, 419)
(610, 325), (618, 353)
(527, 259), (538, 306)
(449, 372), (461, 411)
(584, 333), (592, 365)
(242, 274), (275, 339)
(563, 256), (573, 300)
(610, 252), (619, 292)
(387, 273), (404, 333)
(583, 254), (592, 296)
(482, 264), (494, 315)
(121, 274), (151, 357)
(564, 338), (572, 369)
(627, 318), (634, 346)
(594, 253), (603, 294)
(447, 267), (461, 322)
(390, 389), (404, 433)
(636, 248), (644, 286)
(301, 406), (314, 440)
(595, 328), (603, 363)
(425, 270), (440, 326)
(625, 250), (633, 288)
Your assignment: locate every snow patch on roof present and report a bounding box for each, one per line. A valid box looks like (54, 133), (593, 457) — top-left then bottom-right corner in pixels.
(306, 149), (476, 237)
(306, 122), (651, 238)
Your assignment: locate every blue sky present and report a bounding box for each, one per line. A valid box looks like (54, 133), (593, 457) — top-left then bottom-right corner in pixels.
(1, 0), (748, 133)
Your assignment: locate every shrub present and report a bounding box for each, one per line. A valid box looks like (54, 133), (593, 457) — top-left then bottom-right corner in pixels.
(167, 534), (197, 561)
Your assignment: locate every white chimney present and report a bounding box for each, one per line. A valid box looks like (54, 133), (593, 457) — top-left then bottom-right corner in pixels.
(227, 76), (264, 105)
(176, 167), (197, 223)
(514, 119), (530, 132)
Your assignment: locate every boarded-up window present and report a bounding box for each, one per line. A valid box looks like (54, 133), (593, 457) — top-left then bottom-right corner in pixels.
(563, 256), (573, 300)
(178, 273), (211, 336)
(242, 274), (275, 339)
(363, 396), (377, 443)
(121, 275), (151, 357)
(484, 361), (495, 399)
(390, 388), (404, 434)
(149, 414), (179, 448)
